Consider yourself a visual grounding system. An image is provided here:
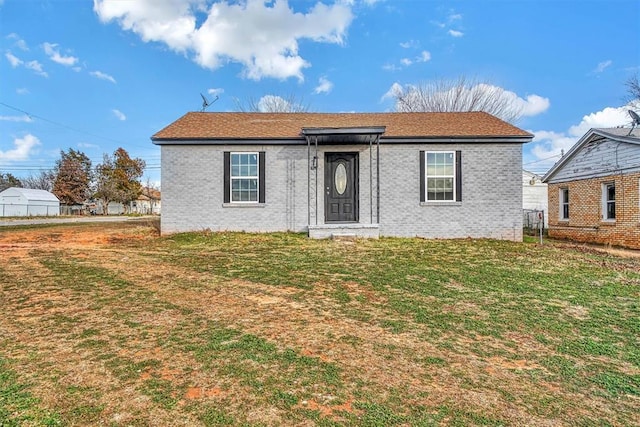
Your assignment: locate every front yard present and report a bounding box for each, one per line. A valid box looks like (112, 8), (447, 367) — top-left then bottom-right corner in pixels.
(0, 221), (638, 426)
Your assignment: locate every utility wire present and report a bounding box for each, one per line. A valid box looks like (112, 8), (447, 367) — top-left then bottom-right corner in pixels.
(523, 153), (561, 165)
(0, 101), (156, 151)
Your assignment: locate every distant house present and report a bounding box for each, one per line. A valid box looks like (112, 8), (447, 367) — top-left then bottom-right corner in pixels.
(131, 188), (161, 215)
(152, 112), (532, 239)
(542, 127), (640, 249)
(523, 170), (548, 227)
(0, 187), (60, 217)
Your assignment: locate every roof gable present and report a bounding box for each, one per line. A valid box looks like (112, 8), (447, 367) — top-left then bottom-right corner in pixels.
(543, 128), (640, 182)
(152, 111), (533, 142)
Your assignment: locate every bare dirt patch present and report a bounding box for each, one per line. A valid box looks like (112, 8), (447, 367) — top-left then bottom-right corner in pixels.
(0, 223), (637, 426)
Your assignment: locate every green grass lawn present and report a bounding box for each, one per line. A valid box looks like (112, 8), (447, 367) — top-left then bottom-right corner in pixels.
(0, 223), (638, 426)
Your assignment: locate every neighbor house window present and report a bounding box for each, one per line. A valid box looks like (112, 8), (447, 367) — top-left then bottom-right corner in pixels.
(224, 152), (265, 203)
(560, 188), (569, 220)
(602, 182), (615, 220)
(419, 151), (462, 202)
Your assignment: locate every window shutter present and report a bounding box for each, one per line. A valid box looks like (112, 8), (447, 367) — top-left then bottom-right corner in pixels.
(419, 150), (425, 202)
(223, 151), (230, 203)
(455, 150), (462, 202)
(259, 151), (266, 203)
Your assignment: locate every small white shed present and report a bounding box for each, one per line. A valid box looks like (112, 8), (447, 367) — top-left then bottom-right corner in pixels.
(0, 187), (60, 217)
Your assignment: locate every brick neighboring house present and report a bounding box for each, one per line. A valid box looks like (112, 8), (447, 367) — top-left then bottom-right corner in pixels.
(152, 112), (532, 239)
(542, 127), (640, 249)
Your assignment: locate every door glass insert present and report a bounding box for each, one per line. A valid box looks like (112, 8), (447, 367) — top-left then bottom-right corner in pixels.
(335, 163), (347, 195)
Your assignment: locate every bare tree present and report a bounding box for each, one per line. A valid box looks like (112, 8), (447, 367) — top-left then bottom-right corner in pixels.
(141, 177), (161, 215)
(233, 94), (311, 113)
(21, 170), (55, 192)
(625, 73), (640, 108)
(390, 76), (524, 124)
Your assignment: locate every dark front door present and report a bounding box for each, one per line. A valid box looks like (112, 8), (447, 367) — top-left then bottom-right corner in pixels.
(325, 152), (358, 223)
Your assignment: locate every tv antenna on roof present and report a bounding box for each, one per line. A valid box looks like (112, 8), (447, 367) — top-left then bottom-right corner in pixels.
(200, 93), (219, 112)
(628, 110), (640, 136)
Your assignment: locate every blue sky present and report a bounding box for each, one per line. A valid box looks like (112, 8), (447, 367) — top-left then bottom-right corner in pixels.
(1, 0), (639, 185)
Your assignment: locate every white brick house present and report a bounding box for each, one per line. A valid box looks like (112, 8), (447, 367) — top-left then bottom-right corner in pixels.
(152, 112), (532, 240)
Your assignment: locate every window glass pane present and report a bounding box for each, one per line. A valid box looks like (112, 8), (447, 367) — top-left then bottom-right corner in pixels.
(425, 152), (455, 201)
(231, 178), (258, 202)
(231, 152), (259, 180)
(607, 185), (615, 201)
(426, 178), (453, 201)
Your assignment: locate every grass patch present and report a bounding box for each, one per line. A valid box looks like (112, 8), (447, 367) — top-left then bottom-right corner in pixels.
(0, 222), (638, 425)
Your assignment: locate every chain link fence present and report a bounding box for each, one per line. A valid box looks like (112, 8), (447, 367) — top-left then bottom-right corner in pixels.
(523, 209), (545, 236)
(1, 203), (61, 217)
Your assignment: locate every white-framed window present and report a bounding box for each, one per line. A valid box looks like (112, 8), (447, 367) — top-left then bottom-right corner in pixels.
(224, 151), (265, 204)
(602, 182), (615, 220)
(424, 151), (456, 201)
(559, 187), (569, 220)
(231, 152), (259, 202)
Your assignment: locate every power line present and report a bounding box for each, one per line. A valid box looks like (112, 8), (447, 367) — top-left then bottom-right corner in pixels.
(0, 101), (156, 151)
(523, 153), (561, 165)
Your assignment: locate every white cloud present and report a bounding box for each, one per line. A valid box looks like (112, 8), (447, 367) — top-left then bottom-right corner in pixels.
(5, 52), (48, 76)
(314, 76), (333, 94)
(593, 59), (612, 74)
(382, 63), (401, 72)
(43, 42), (79, 66)
(528, 105), (632, 169)
(93, 0), (353, 81)
(506, 92), (550, 117)
(90, 70), (116, 83)
(112, 109), (127, 121)
(7, 33), (29, 51)
(24, 60), (48, 77)
(208, 87), (224, 96)
(417, 50), (431, 62)
(16, 88), (29, 95)
(448, 29), (464, 37)
(400, 58), (412, 66)
(0, 134), (41, 162)
(399, 40), (418, 49)
(380, 82), (403, 101)
(5, 51), (22, 67)
(0, 115), (32, 122)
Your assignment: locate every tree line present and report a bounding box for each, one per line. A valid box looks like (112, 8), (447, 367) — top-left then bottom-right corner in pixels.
(0, 147), (148, 214)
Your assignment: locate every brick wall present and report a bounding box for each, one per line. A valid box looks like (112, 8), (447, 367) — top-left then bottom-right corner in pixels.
(547, 172), (640, 249)
(160, 142), (524, 241)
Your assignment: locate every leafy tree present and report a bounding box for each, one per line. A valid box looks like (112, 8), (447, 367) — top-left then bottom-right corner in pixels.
(52, 149), (92, 205)
(94, 153), (118, 214)
(390, 76), (524, 124)
(21, 170), (55, 192)
(94, 148), (145, 214)
(233, 94), (311, 112)
(0, 172), (22, 192)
